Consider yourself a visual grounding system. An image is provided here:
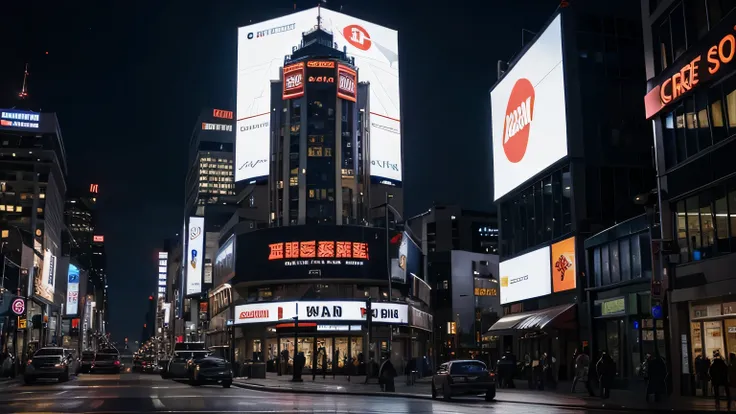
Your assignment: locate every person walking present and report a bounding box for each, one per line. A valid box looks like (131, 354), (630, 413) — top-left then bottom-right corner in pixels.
(571, 348), (594, 396)
(596, 351), (615, 399)
(645, 353), (667, 403)
(695, 353), (711, 397)
(378, 353), (397, 392)
(710, 350), (731, 410)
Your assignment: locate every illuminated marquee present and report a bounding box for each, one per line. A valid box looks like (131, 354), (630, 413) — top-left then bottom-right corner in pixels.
(307, 61), (335, 68)
(213, 109), (233, 119)
(474, 287), (498, 296)
(268, 241), (369, 261)
(645, 20), (736, 119)
(0, 110), (40, 129)
(282, 62), (305, 100)
(89, 183), (99, 194)
(93, 235), (104, 243)
(202, 122), (233, 132)
(308, 75), (335, 83)
(337, 64), (357, 102)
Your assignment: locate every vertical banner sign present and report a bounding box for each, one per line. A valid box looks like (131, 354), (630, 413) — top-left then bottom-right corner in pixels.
(551, 236), (576, 293)
(187, 217), (204, 295)
(337, 64), (357, 102)
(42, 249), (57, 297)
(158, 252), (168, 299)
(66, 264), (80, 316)
(282, 62), (305, 100)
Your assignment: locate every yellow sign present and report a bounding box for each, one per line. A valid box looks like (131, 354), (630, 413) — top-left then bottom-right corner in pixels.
(474, 287), (498, 296)
(447, 321), (457, 335)
(500, 276), (509, 287)
(601, 298), (625, 315)
(18, 318), (27, 329)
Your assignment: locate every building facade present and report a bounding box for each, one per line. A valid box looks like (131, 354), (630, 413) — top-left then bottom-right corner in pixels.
(489, 3), (655, 383)
(641, 0), (736, 396)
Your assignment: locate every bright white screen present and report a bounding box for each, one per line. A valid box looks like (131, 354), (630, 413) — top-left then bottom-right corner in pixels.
(491, 14), (567, 200)
(186, 217), (204, 295)
(236, 7), (402, 182)
(499, 246), (551, 304)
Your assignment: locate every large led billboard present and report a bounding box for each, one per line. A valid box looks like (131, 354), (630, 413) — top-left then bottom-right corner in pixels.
(158, 252), (168, 299)
(186, 217), (204, 295)
(35, 249), (57, 303)
(214, 235), (235, 286)
(499, 246), (551, 304)
(236, 7), (401, 183)
(491, 14), (567, 201)
(66, 264), (80, 316)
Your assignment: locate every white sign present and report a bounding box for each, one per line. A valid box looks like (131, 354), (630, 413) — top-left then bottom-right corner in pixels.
(158, 252), (168, 299)
(42, 249), (57, 297)
(202, 122), (233, 132)
(65, 264), (80, 316)
(234, 301), (408, 325)
(236, 7), (402, 183)
(0, 110), (40, 129)
(317, 324), (362, 332)
(499, 246), (551, 304)
(163, 303), (171, 328)
(491, 14), (567, 200)
(186, 217), (204, 295)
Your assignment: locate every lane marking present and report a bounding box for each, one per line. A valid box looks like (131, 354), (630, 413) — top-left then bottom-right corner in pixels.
(151, 396), (165, 409)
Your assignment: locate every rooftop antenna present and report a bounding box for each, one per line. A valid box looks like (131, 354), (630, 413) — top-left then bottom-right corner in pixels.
(18, 63), (29, 100)
(317, 2), (323, 29)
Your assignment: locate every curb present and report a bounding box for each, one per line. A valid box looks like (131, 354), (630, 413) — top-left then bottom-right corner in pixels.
(232, 382), (712, 413)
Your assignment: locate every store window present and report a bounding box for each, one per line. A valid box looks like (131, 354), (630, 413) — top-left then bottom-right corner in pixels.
(591, 232), (649, 288)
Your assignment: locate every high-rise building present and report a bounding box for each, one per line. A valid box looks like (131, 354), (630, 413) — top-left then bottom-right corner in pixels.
(488, 3), (655, 378)
(0, 108), (68, 353)
(220, 8), (428, 373)
(640, 0), (736, 395)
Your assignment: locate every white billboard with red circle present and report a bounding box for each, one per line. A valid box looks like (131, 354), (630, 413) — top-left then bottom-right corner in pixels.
(491, 14), (567, 201)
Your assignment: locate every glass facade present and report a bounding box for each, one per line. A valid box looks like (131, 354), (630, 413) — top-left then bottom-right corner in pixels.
(673, 178), (736, 263)
(306, 86), (336, 224)
(198, 154), (235, 203)
(591, 233), (650, 288)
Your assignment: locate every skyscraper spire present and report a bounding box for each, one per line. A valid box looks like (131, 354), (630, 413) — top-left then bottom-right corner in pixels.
(18, 63), (29, 100)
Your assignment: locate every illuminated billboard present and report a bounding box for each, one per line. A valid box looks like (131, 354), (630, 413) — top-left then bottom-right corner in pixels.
(158, 252), (168, 299)
(35, 249), (57, 303)
(551, 237), (576, 293)
(499, 246), (551, 305)
(0, 110), (40, 130)
(236, 7), (401, 183)
(66, 264), (80, 316)
(491, 14), (567, 200)
(186, 217), (204, 295)
(214, 235), (235, 286)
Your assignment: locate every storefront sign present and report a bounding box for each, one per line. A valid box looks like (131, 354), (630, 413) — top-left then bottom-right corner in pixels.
(268, 240), (369, 264)
(645, 11), (736, 119)
(601, 298), (626, 316)
(233, 301), (408, 325)
(317, 324), (361, 331)
(409, 307), (433, 332)
(474, 287), (498, 297)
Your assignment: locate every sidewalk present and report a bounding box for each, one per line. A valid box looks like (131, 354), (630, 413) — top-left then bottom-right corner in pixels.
(232, 373), (725, 412)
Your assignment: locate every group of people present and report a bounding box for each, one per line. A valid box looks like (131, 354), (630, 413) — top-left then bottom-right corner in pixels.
(695, 350), (736, 410)
(496, 350), (561, 391)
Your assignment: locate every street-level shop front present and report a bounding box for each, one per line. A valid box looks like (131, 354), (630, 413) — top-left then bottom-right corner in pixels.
(233, 300), (417, 375)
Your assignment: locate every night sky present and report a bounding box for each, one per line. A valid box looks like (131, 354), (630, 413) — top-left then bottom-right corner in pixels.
(1, 0), (557, 344)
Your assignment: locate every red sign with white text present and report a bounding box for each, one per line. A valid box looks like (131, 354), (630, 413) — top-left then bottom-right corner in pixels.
(282, 62), (305, 100)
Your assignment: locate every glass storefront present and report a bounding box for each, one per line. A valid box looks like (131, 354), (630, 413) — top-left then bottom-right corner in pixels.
(689, 301), (736, 364)
(253, 334), (363, 372)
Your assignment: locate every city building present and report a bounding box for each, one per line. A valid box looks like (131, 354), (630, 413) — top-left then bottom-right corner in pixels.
(224, 7), (426, 374)
(179, 107), (237, 343)
(488, 2), (655, 383)
(0, 108), (69, 358)
(413, 204), (498, 257)
(641, 0), (736, 395)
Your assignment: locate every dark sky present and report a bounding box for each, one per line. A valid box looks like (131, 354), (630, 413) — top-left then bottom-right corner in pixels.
(1, 0), (557, 344)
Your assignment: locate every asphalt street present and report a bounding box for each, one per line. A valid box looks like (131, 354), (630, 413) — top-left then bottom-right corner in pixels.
(0, 373), (646, 413)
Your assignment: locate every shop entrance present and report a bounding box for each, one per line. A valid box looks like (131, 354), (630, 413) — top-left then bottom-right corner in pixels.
(259, 332), (364, 374)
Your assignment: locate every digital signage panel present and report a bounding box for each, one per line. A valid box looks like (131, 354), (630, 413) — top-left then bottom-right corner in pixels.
(234, 300), (407, 325)
(214, 235), (235, 286)
(236, 7), (401, 183)
(491, 14), (567, 200)
(499, 246), (551, 304)
(186, 217), (204, 295)
(235, 225), (388, 283)
(66, 264), (80, 316)
(551, 237), (576, 293)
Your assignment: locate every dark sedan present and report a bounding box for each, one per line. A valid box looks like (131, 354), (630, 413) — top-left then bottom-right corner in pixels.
(91, 352), (121, 374)
(79, 351), (95, 374)
(431, 360), (496, 401)
(187, 356), (233, 388)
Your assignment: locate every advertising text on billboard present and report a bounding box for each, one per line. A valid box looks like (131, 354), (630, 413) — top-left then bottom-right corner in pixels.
(499, 246), (551, 304)
(66, 264), (80, 316)
(234, 301), (408, 325)
(282, 62), (305, 100)
(186, 217), (204, 295)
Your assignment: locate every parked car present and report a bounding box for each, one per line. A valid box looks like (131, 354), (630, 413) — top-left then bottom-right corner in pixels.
(91, 352), (121, 374)
(24, 347), (74, 384)
(140, 357), (158, 373)
(431, 360), (496, 401)
(187, 355), (233, 388)
(164, 350), (210, 379)
(79, 351), (95, 374)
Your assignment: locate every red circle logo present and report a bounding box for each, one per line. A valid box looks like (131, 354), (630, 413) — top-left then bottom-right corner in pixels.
(502, 78), (536, 163)
(344, 25), (372, 51)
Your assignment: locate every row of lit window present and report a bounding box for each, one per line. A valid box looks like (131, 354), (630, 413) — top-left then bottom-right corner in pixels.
(308, 146), (333, 157)
(199, 169), (232, 176)
(0, 205), (30, 212)
(199, 183), (234, 189)
(308, 189), (334, 200)
(199, 176), (233, 184)
(200, 158), (231, 163)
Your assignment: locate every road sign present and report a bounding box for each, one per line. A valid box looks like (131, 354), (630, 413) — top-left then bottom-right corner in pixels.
(11, 298), (25, 315)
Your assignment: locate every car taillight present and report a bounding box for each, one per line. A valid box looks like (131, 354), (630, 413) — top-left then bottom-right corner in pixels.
(114, 360), (120, 366)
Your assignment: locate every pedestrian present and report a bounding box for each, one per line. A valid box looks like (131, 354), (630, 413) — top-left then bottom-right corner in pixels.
(695, 353), (711, 397)
(644, 353), (667, 402)
(710, 350), (731, 410)
(596, 351), (615, 399)
(524, 353), (533, 389)
(378, 353), (397, 392)
(571, 348), (594, 396)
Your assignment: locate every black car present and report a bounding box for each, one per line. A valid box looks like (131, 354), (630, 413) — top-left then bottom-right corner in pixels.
(79, 351), (95, 374)
(431, 360), (496, 401)
(187, 355), (233, 388)
(91, 352), (121, 374)
(25, 347), (74, 384)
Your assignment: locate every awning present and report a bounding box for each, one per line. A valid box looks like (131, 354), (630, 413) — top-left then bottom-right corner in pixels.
(485, 303), (576, 335)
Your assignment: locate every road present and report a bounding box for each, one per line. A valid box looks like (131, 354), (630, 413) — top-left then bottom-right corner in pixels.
(0, 373), (640, 413)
